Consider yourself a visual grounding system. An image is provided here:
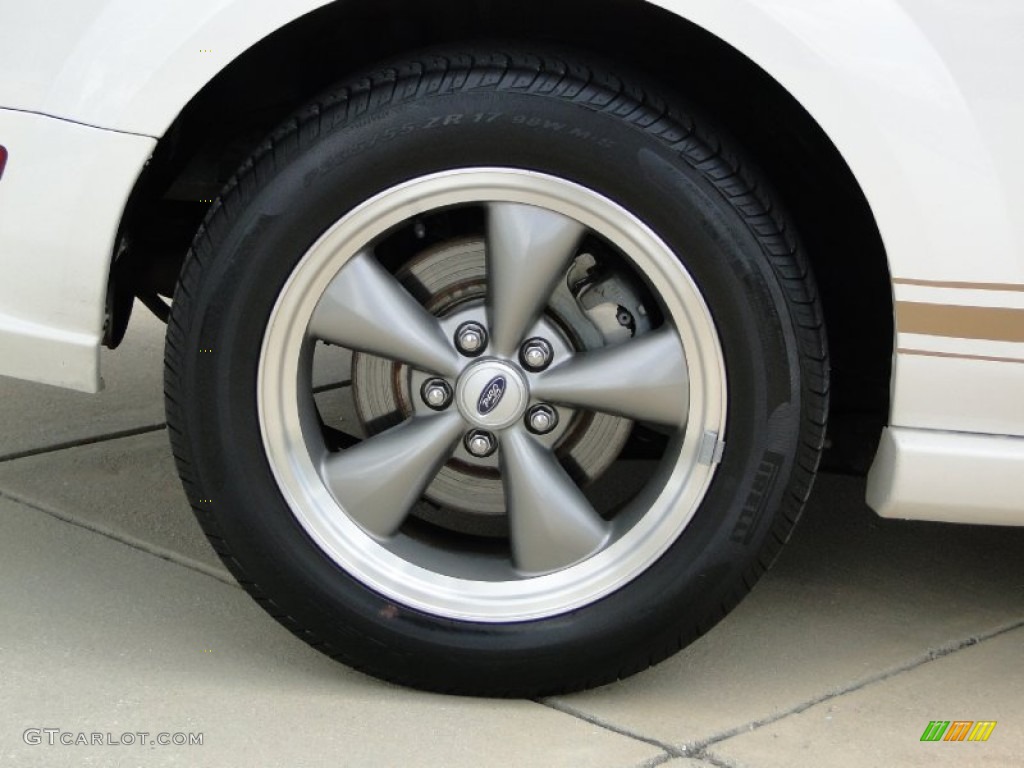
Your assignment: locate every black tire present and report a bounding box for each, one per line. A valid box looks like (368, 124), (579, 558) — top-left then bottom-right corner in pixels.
(165, 48), (828, 696)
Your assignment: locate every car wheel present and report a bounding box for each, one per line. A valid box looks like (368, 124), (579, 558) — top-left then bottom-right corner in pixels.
(165, 49), (828, 695)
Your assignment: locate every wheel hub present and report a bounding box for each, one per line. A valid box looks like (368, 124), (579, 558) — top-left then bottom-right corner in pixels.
(350, 237), (634, 530)
(455, 359), (529, 430)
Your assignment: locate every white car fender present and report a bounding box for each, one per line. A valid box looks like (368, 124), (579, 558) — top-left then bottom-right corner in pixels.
(0, 0), (1021, 520)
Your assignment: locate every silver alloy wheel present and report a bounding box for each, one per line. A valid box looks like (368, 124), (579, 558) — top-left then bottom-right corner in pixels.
(258, 168), (727, 622)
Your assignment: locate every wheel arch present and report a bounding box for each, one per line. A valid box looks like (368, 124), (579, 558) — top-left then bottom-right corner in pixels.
(112, 0), (894, 467)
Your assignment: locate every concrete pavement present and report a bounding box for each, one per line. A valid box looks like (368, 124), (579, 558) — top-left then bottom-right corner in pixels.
(1, 310), (1021, 767)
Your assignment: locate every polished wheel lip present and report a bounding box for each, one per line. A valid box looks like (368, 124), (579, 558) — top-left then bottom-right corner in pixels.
(258, 168), (727, 622)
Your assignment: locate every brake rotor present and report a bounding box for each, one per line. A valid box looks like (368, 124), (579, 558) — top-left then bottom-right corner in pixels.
(352, 237), (632, 537)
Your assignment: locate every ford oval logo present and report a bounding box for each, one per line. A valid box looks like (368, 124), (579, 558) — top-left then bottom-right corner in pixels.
(477, 376), (507, 415)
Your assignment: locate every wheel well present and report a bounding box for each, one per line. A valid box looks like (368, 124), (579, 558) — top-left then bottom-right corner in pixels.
(114, 0), (892, 471)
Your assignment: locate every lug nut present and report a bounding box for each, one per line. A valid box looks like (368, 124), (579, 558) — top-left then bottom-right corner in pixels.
(455, 322), (488, 357)
(465, 430), (497, 458)
(420, 378), (453, 411)
(526, 404), (559, 435)
(520, 338), (554, 371)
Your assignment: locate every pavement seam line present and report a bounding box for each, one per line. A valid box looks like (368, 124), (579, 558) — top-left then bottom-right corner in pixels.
(0, 422), (168, 463)
(685, 748), (744, 768)
(0, 488), (238, 588)
(685, 617), (1024, 754)
(633, 753), (676, 768)
(536, 698), (685, 761)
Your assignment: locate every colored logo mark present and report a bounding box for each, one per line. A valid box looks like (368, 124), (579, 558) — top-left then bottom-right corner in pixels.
(920, 720), (997, 742)
(477, 376), (507, 415)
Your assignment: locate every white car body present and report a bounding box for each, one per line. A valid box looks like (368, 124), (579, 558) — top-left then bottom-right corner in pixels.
(1, 0), (1021, 523)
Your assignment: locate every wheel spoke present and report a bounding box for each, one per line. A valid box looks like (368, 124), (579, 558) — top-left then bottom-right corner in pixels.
(309, 250), (461, 377)
(500, 428), (610, 574)
(486, 202), (585, 356)
(320, 412), (464, 538)
(531, 327), (689, 427)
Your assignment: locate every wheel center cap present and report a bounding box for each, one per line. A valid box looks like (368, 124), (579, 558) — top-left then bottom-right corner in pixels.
(456, 359), (529, 430)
